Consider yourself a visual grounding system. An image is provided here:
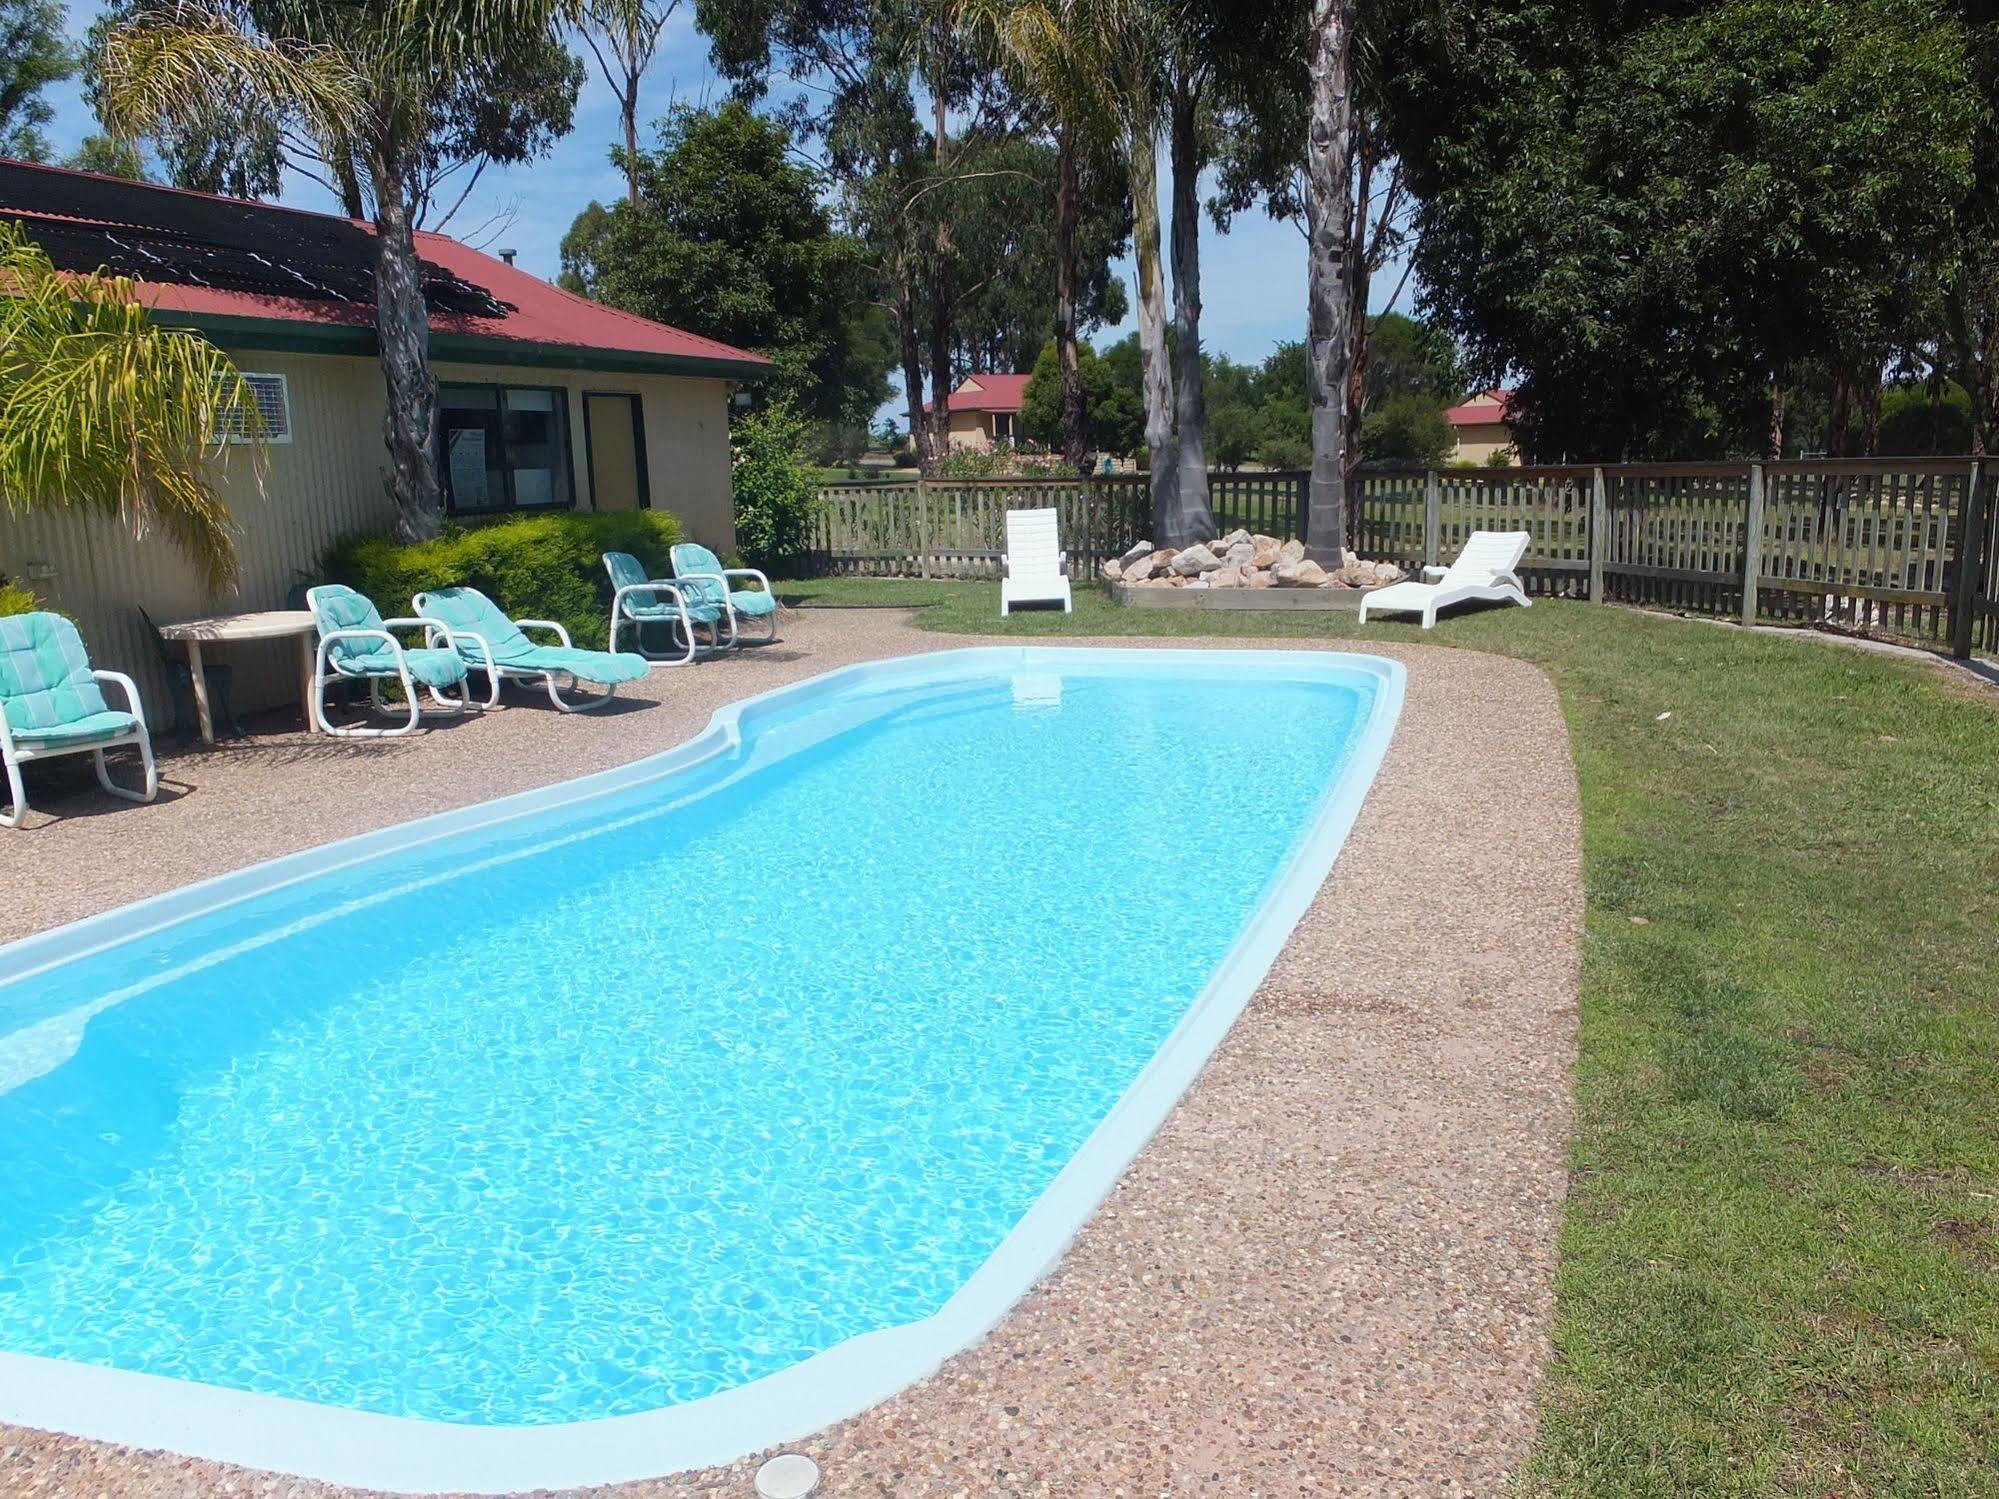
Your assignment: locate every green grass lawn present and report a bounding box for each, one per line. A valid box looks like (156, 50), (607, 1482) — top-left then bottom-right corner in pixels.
(777, 576), (1999, 1496)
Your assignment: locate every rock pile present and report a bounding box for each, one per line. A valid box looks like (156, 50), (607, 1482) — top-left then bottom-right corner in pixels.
(1101, 531), (1404, 590)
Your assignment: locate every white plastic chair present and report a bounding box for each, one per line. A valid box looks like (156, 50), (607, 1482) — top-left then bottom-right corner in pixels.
(1357, 529), (1534, 628)
(999, 507), (1073, 616)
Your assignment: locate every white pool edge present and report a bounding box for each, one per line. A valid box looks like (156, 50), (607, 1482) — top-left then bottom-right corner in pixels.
(0, 645), (1406, 1494)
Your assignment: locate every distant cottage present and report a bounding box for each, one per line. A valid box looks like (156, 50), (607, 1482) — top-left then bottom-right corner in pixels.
(926, 374), (1031, 451)
(1444, 390), (1517, 465)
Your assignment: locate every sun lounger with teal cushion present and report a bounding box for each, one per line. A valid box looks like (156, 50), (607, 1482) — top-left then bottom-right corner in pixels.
(670, 541), (780, 645)
(306, 584), (471, 737)
(412, 586), (649, 712)
(602, 551), (727, 664)
(0, 611), (157, 827)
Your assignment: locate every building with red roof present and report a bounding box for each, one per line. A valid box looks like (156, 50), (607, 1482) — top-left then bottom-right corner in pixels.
(925, 373), (1032, 451)
(1444, 390), (1517, 465)
(0, 158), (767, 720)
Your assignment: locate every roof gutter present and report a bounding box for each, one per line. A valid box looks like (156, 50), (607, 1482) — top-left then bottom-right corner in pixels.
(153, 308), (771, 381)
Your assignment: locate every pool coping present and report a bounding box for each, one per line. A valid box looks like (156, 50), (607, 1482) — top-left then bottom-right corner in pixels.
(0, 645), (1406, 1494)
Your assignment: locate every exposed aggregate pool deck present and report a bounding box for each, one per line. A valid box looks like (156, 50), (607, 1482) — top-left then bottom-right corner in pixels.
(0, 609), (1583, 1497)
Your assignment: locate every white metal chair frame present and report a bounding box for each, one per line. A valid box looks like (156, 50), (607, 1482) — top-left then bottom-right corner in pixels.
(411, 600), (622, 714)
(311, 624), (472, 738)
(608, 578), (714, 664)
(676, 566), (780, 645)
(0, 669), (157, 828)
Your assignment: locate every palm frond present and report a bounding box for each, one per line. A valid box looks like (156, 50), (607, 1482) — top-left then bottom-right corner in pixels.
(0, 222), (254, 592)
(98, 3), (365, 163)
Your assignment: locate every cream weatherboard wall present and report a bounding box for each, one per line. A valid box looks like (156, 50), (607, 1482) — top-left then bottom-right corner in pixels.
(0, 348), (735, 729)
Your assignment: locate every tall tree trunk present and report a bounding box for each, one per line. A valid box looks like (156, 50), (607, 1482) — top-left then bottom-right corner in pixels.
(926, 259), (954, 468)
(1166, 81), (1214, 543)
(371, 157), (442, 542)
(1129, 134), (1177, 540)
(335, 155), (366, 220)
(1860, 367), (1883, 456)
(1053, 129), (1089, 477)
(1342, 118), (1378, 487)
(1828, 371), (1852, 458)
(1303, 0), (1355, 564)
(1767, 379), (1787, 461)
(622, 75), (641, 206)
(894, 251), (931, 469)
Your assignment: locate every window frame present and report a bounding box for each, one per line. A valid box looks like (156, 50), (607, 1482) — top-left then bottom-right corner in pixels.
(436, 382), (576, 516)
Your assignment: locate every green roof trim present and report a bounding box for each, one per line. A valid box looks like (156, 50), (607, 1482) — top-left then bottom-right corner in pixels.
(152, 308), (769, 381)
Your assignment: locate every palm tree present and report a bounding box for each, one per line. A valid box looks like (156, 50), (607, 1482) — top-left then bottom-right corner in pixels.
(995, 0), (1183, 540)
(978, 0), (1099, 476)
(99, 0), (571, 543)
(0, 221), (259, 591)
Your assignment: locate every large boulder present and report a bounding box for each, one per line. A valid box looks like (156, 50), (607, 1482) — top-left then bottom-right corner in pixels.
(1101, 558), (1125, 582)
(1171, 543), (1223, 576)
(1224, 541), (1256, 567)
(1251, 548), (1279, 570)
(1209, 566), (1242, 588)
(1277, 538), (1307, 565)
(1219, 527), (1252, 551)
(1124, 554), (1156, 583)
(1119, 539), (1155, 565)
(1275, 558), (1329, 587)
(1252, 533), (1280, 553)
(1247, 568), (1276, 589)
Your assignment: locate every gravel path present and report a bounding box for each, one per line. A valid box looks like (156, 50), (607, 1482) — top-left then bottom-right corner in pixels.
(0, 609), (1582, 1497)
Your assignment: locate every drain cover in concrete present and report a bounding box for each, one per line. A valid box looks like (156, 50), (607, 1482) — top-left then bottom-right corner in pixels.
(754, 1453), (822, 1498)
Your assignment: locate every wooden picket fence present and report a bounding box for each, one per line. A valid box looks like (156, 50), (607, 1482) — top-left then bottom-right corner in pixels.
(811, 459), (1996, 658)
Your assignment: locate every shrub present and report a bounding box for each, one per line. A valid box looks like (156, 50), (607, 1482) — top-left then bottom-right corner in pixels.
(320, 509), (683, 650)
(0, 579), (40, 617)
(730, 402), (818, 570)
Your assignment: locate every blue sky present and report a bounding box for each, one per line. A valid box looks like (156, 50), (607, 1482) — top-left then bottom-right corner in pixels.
(38, 4), (1405, 408)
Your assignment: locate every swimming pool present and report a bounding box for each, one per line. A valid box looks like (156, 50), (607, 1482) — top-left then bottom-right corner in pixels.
(0, 646), (1402, 1491)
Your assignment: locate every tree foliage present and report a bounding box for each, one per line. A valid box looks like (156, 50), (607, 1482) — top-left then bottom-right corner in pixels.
(0, 0), (72, 162)
(1391, 0), (1979, 459)
(559, 101), (894, 428)
(0, 222), (257, 591)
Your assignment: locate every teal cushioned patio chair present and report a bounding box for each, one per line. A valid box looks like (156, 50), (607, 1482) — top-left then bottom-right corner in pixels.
(412, 586), (649, 712)
(669, 541), (780, 646)
(601, 551), (727, 664)
(0, 611), (157, 828)
(306, 585), (471, 738)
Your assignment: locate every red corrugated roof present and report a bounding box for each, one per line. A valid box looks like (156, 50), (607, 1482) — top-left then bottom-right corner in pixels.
(925, 373), (1031, 413)
(1444, 390), (1514, 427)
(0, 158), (767, 372)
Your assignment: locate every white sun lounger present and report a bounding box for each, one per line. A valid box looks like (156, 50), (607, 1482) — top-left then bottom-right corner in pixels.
(999, 507), (1073, 616)
(1357, 529), (1534, 628)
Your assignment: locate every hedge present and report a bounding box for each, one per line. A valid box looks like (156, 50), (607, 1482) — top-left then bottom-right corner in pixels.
(320, 510), (684, 651)
(0, 581), (39, 618)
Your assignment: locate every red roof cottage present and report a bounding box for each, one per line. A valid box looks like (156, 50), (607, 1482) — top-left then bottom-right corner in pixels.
(925, 373), (1032, 451)
(0, 158), (766, 721)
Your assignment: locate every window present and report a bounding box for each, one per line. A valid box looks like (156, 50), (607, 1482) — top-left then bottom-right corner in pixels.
(438, 384), (573, 513)
(991, 411), (1015, 443)
(214, 372), (291, 443)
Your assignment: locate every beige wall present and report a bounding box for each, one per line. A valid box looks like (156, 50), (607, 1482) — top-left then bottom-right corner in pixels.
(947, 410), (991, 450)
(1453, 423), (1515, 465)
(0, 346), (736, 729)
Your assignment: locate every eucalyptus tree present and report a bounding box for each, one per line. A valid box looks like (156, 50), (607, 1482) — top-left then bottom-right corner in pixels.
(577, 0), (681, 205)
(100, 0), (581, 541)
(0, 0), (71, 161)
(1301, 0), (1356, 561)
(0, 222), (260, 591)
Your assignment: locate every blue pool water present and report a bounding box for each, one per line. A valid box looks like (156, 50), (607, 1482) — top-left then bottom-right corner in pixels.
(0, 653), (1379, 1428)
